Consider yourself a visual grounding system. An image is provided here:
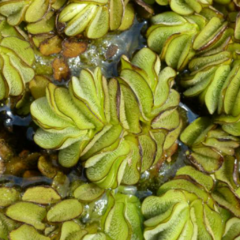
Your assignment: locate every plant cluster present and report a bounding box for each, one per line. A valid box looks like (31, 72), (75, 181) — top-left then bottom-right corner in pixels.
(1, 0), (240, 239)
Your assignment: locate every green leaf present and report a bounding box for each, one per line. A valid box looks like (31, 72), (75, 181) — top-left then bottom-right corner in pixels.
(132, 47), (160, 91)
(10, 224), (50, 240)
(215, 156), (239, 190)
(190, 200), (212, 240)
(109, 0), (124, 30)
(170, 0), (202, 15)
(144, 202), (189, 240)
(73, 183), (105, 202)
(193, 18), (227, 50)
(25, 0), (48, 23)
(119, 84), (141, 134)
(158, 179), (209, 202)
(139, 134), (156, 172)
(85, 140), (129, 182)
(180, 117), (213, 146)
(26, 11), (55, 34)
(147, 22), (196, 53)
(22, 186), (61, 204)
(58, 140), (85, 167)
(60, 221), (87, 240)
(0, 212), (19, 240)
(120, 69), (153, 120)
(47, 199), (83, 222)
(176, 166), (214, 191)
(34, 127), (88, 150)
(6, 202), (46, 230)
(212, 186), (240, 217)
(154, 67), (176, 108)
(1, 37), (34, 66)
(0, 1), (27, 26)
(151, 109), (180, 131)
(190, 146), (222, 172)
(64, 5), (97, 36)
(0, 187), (20, 207)
(86, 7), (109, 39)
(118, 3), (134, 31)
(81, 124), (122, 160)
(205, 65), (230, 114)
(222, 218), (240, 240)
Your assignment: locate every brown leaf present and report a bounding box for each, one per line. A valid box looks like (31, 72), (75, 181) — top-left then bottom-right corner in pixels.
(40, 36), (62, 56)
(105, 44), (118, 59)
(52, 58), (70, 81)
(62, 39), (88, 58)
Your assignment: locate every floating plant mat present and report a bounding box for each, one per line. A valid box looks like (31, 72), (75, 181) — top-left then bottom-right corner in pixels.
(1, 1), (240, 240)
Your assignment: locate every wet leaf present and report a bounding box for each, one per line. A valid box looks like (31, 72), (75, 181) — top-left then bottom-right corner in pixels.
(0, 212), (19, 240)
(52, 58), (70, 81)
(9, 224), (50, 240)
(47, 199), (83, 222)
(40, 36), (62, 56)
(60, 221), (87, 240)
(29, 75), (51, 99)
(22, 186), (61, 204)
(73, 183), (105, 202)
(62, 39), (87, 58)
(0, 187), (20, 207)
(6, 202), (46, 230)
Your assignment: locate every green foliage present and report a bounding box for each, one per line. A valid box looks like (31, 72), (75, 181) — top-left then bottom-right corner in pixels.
(181, 117), (240, 172)
(58, 0), (135, 38)
(142, 165), (240, 240)
(0, 0), (66, 26)
(0, 183), (142, 240)
(31, 48), (181, 188)
(0, 19), (35, 100)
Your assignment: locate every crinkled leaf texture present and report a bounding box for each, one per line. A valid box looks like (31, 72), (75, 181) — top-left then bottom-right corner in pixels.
(31, 48), (181, 188)
(58, 0), (135, 38)
(181, 117), (240, 173)
(142, 166), (240, 240)
(0, 35), (35, 100)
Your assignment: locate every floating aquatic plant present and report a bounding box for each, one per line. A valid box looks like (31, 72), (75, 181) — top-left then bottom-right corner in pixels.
(180, 117), (240, 172)
(58, 0), (135, 38)
(100, 192), (143, 240)
(147, 11), (232, 71)
(2, 0), (240, 239)
(0, 0), (66, 26)
(0, 183), (142, 240)
(142, 165), (240, 240)
(31, 48), (181, 188)
(0, 22), (35, 100)
(144, 0), (238, 15)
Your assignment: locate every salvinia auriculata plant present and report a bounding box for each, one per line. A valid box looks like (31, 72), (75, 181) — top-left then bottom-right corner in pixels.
(147, 8), (240, 119)
(0, 18), (35, 101)
(180, 117), (240, 173)
(0, 0), (135, 38)
(31, 48), (182, 188)
(2, 164), (240, 240)
(142, 165), (240, 240)
(0, 181), (143, 240)
(58, 0), (135, 38)
(144, 0), (238, 16)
